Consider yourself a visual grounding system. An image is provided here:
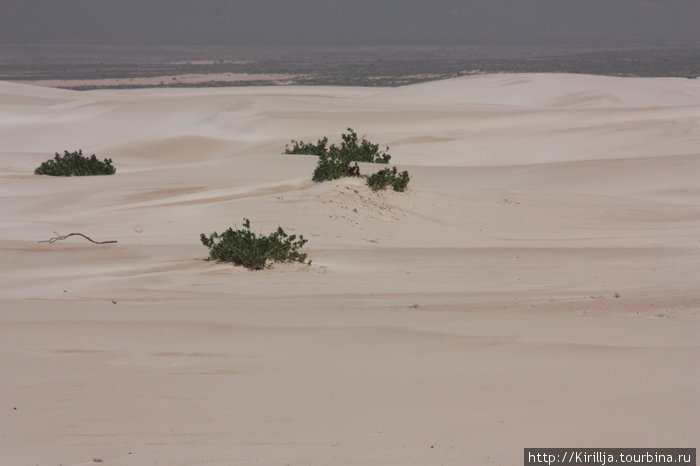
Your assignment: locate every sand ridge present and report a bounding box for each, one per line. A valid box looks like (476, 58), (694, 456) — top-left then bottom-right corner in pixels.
(1, 74), (698, 465)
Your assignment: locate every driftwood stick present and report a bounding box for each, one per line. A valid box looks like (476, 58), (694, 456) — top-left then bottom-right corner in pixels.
(39, 232), (118, 245)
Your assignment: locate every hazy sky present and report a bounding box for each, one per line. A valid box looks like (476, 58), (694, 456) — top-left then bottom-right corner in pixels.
(1, 0), (699, 47)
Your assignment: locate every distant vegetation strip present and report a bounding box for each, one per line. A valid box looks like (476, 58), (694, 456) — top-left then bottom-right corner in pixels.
(3, 46), (698, 89)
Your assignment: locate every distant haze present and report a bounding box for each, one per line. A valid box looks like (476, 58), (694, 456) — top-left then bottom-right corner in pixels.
(2, 0), (699, 47)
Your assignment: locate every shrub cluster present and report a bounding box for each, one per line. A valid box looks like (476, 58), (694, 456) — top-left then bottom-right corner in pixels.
(34, 150), (116, 176)
(334, 128), (391, 164)
(312, 152), (361, 182)
(200, 219), (310, 270)
(286, 128), (391, 164)
(285, 136), (329, 156)
(288, 129), (411, 192)
(366, 167), (411, 192)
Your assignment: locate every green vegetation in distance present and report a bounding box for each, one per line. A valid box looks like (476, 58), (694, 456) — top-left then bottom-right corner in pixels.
(200, 218), (310, 270)
(34, 150), (116, 176)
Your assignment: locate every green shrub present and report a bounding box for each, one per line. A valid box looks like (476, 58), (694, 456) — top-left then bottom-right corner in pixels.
(34, 150), (116, 176)
(336, 128), (391, 164)
(288, 128), (409, 189)
(366, 166), (411, 192)
(200, 218), (310, 270)
(285, 128), (390, 164)
(285, 136), (329, 156)
(311, 149), (361, 182)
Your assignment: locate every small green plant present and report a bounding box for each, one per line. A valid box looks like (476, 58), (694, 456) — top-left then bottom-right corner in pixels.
(34, 150), (116, 176)
(200, 219), (310, 270)
(366, 166), (411, 192)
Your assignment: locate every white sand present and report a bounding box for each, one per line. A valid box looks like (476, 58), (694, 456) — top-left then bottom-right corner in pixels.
(1, 73), (698, 465)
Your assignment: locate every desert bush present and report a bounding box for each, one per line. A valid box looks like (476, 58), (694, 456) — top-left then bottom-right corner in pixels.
(34, 150), (116, 176)
(366, 166), (411, 192)
(288, 128), (409, 189)
(311, 149), (361, 182)
(336, 128), (391, 164)
(285, 128), (390, 164)
(285, 136), (329, 156)
(200, 218), (310, 270)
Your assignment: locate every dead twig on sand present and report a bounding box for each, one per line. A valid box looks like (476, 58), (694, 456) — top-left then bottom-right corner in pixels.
(39, 232), (117, 245)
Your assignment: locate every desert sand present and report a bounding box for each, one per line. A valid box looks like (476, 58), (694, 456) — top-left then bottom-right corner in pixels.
(1, 73), (698, 465)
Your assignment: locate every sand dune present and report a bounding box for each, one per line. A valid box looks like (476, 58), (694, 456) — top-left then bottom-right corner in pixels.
(1, 74), (698, 465)
(368, 73), (700, 108)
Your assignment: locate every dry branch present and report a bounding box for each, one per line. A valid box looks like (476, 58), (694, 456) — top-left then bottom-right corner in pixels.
(39, 232), (117, 245)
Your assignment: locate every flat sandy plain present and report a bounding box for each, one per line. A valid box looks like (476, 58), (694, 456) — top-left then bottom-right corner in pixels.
(1, 74), (699, 465)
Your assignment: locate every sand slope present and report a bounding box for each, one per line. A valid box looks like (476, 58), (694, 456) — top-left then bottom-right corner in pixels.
(1, 74), (699, 465)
